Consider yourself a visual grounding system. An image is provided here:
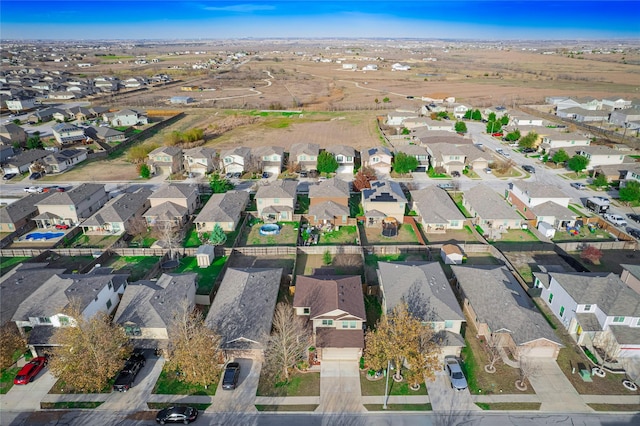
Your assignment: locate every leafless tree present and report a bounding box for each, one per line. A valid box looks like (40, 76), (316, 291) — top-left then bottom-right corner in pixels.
(484, 334), (502, 373)
(593, 331), (619, 365)
(127, 216), (149, 242)
(516, 351), (538, 391)
(152, 220), (182, 259)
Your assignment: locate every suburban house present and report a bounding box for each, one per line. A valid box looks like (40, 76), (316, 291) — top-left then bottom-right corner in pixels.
(326, 145), (356, 175)
(602, 97), (632, 111)
(183, 147), (217, 176)
(534, 271), (640, 360)
(362, 147), (393, 176)
(402, 117), (430, 130)
(511, 114), (544, 127)
(80, 188), (152, 235)
(0, 149), (49, 175)
(411, 186), (465, 232)
(34, 183), (109, 227)
(463, 185), (522, 232)
(453, 265), (562, 359)
(51, 123), (86, 145)
(0, 192), (50, 233)
(113, 273), (197, 349)
(452, 104), (470, 119)
(0, 146), (14, 163)
(255, 180), (297, 222)
(484, 106), (508, 118)
(220, 147), (251, 174)
(253, 145), (284, 176)
(620, 264), (640, 295)
(290, 143), (320, 172)
(425, 143), (466, 175)
(395, 145), (430, 172)
(424, 119), (455, 132)
(148, 146), (184, 176)
(205, 268), (283, 359)
(575, 146), (626, 170)
(540, 132), (591, 151)
(12, 267), (128, 356)
(84, 126), (126, 144)
(144, 184), (199, 227)
(0, 123), (28, 146)
(609, 108), (640, 127)
(557, 107), (609, 123)
(103, 109), (148, 127)
(41, 148), (88, 174)
(5, 97), (36, 112)
(457, 145), (490, 172)
(507, 181), (573, 226)
(194, 190), (249, 233)
(378, 261), (465, 361)
(27, 108), (62, 124)
(362, 180), (407, 226)
(307, 178), (351, 226)
(620, 165), (640, 188)
(387, 112), (418, 126)
(293, 274), (366, 361)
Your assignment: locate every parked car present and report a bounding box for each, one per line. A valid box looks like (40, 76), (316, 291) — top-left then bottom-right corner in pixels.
(570, 182), (587, 190)
(24, 186), (42, 193)
(55, 224), (70, 230)
(626, 227), (640, 239)
(437, 182), (455, 190)
(451, 171), (461, 177)
(2, 173), (17, 180)
(522, 165), (535, 173)
(627, 213), (640, 224)
(444, 357), (468, 391)
(14, 356), (48, 385)
(299, 171), (308, 178)
(484, 168), (492, 174)
(222, 362), (241, 390)
(603, 213), (627, 227)
(521, 148), (537, 154)
(491, 132), (504, 137)
(113, 351), (146, 392)
(56, 186), (66, 192)
(156, 406), (198, 424)
(42, 186), (58, 193)
(262, 172), (270, 179)
(28, 172), (43, 180)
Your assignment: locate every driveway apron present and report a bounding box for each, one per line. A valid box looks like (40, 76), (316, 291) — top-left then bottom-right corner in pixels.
(425, 370), (480, 414)
(209, 358), (260, 413)
(0, 369), (57, 411)
(527, 358), (587, 412)
(318, 360), (364, 413)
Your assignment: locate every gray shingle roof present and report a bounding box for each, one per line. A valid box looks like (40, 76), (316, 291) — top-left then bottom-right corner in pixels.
(452, 265), (561, 346)
(308, 201), (349, 221)
(378, 261), (463, 322)
(609, 325), (640, 345)
(362, 146), (392, 162)
(290, 143), (320, 157)
(326, 145), (355, 157)
(2, 149), (48, 167)
(149, 183), (197, 200)
(195, 191), (249, 224)
(532, 201), (576, 221)
(35, 183), (105, 207)
(0, 193), (51, 224)
(205, 268), (282, 350)
(512, 181), (570, 200)
(464, 185), (521, 221)
(143, 201), (187, 220)
(81, 188), (151, 227)
(308, 178), (350, 199)
(621, 264), (640, 281)
(411, 187), (464, 224)
(255, 180), (297, 199)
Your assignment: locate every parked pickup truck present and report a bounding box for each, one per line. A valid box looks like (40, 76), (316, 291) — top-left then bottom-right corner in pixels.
(113, 351), (146, 392)
(603, 213), (627, 227)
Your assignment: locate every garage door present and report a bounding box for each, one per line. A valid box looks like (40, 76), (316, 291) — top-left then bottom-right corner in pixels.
(525, 345), (556, 358)
(322, 347), (361, 361)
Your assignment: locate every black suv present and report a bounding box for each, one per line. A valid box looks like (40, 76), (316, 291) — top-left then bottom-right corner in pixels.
(113, 351), (146, 392)
(222, 362), (240, 390)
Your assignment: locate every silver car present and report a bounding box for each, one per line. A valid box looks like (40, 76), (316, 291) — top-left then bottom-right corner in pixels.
(445, 357), (468, 391)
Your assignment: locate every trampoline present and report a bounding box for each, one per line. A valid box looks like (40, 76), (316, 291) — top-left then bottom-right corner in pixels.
(381, 217), (398, 237)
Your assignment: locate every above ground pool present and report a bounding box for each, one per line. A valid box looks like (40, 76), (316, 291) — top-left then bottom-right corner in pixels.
(25, 231), (64, 240)
(259, 224), (281, 236)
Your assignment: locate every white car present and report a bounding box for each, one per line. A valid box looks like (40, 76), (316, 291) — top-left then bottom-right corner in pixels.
(484, 168), (492, 174)
(603, 213), (627, 227)
(24, 186), (43, 193)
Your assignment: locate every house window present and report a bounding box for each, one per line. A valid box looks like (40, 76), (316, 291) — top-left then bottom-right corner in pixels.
(559, 306), (565, 317)
(584, 305), (591, 312)
(321, 319), (333, 326)
(303, 308), (310, 314)
(224, 157), (231, 164)
(342, 321), (356, 329)
(108, 281), (113, 289)
(274, 198), (280, 204)
(39, 317), (51, 324)
(450, 221), (459, 227)
(444, 320), (454, 329)
(548, 293), (553, 303)
(636, 318), (640, 326)
(124, 325), (141, 336)
(613, 316), (625, 323)
(106, 299), (112, 309)
(59, 316), (69, 326)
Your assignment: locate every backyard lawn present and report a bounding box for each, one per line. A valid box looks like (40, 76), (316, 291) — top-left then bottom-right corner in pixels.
(152, 367), (217, 396)
(295, 253), (363, 277)
(360, 223), (419, 245)
(257, 371), (320, 397)
(0, 257), (30, 276)
(174, 256), (227, 295)
(63, 233), (121, 248)
(552, 227), (616, 243)
(183, 226), (201, 248)
(492, 229), (539, 243)
(103, 255), (160, 281)
(318, 225), (358, 245)
(241, 222), (299, 246)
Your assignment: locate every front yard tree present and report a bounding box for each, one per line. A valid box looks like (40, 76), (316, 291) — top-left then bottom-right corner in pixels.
(500, 114), (509, 125)
(208, 224), (227, 246)
(167, 304), (223, 388)
(209, 173), (234, 194)
(26, 135), (43, 150)
(263, 302), (311, 384)
(486, 121), (502, 134)
(0, 323), (26, 370)
(393, 152), (419, 174)
(364, 302), (440, 382)
(471, 109), (482, 121)
(463, 110), (472, 119)
(454, 121), (467, 134)
(317, 151), (339, 174)
(488, 112), (497, 122)
(619, 181), (640, 203)
(49, 303), (132, 393)
(505, 129), (521, 142)
(518, 131), (538, 149)
(552, 149), (569, 164)
(138, 163), (151, 179)
(592, 174), (608, 188)
(567, 154), (590, 173)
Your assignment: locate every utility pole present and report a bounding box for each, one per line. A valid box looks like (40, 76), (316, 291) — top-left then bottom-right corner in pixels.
(383, 360), (390, 410)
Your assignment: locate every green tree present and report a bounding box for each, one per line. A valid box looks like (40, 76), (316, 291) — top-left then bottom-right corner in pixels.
(619, 181), (640, 203)
(592, 174), (608, 188)
(463, 110), (472, 119)
(436, 111), (449, 119)
(316, 151), (339, 174)
(138, 163), (151, 179)
(500, 114), (510, 125)
(552, 149), (569, 164)
(323, 250), (332, 265)
(488, 112), (496, 122)
(486, 121), (502, 134)
(505, 129), (521, 142)
(393, 152), (419, 174)
(0, 323), (26, 370)
(208, 224), (227, 246)
(127, 143), (158, 164)
(26, 135), (43, 150)
(382, 97), (390, 103)
(209, 173), (234, 193)
(518, 131), (538, 149)
(471, 109), (482, 121)
(567, 155), (590, 173)
(454, 121), (467, 134)
(401, 127), (410, 135)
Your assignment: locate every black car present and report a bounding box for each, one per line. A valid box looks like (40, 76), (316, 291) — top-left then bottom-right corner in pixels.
(156, 406), (198, 424)
(29, 172), (43, 180)
(627, 213), (640, 224)
(2, 173), (17, 180)
(113, 351), (146, 392)
(522, 165), (535, 173)
(521, 148), (537, 154)
(626, 227), (640, 239)
(451, 171), (461, 177)
(262, 172), (270, 179)
(222, 362), (240, 390)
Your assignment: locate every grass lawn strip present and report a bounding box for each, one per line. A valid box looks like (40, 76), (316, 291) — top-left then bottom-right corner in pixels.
(152, 368), (217, 396)
(255, 404), (319, 412)
(587, 403), (640, 412)
(476, 402), (541, 410)
(0, 367), (19, 394)
(147, 402), (212, 411)
(104, 255), (160, 282)
(41, 402), (103, 409)
(364, 403), (432, 411)
(257, 372), (320, 397)
(319, 225), (358, 245)
(0, 257), (30, 276)
(359, 371), (428, 396)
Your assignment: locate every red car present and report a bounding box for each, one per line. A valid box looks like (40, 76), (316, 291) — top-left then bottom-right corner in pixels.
(491, 132), (504, 137)
(55, 224), (70, 230)
(14, 357), (48, 385)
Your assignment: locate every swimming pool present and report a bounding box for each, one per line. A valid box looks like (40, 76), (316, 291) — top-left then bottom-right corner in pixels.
(259, 224), (281, 236)
(25, 231), (64, 240)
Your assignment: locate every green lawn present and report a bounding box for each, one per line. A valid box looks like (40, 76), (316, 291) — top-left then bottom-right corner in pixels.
(319, 226), (358, 245)
(148, 402), (212, 411)
(255, 404), (319, 412)
(364, 403), (431, 411)
(0, 257), (30, 276)
(450, 193), (473, 218)
(361, 223), (419, 245)
(103, 255), (160, 281)
(174, 256), (227, 295)
(183, 226), (201, 248)
(359, 371), (428, 396)
(63, 233), (121, 248)
(476, 402), (541, 410)
(243, 222), (299, 246)
(493, 229), (539, 243)
(257, 372), (320, 397)
(349, 194), (364, 217)
(41, 402), (103, 409)
(0, 368), (19, 394)
(152, 368), (217, 396)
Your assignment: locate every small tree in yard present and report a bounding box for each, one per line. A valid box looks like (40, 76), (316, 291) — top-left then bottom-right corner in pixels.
(516, 354), (537, 391)
(581, 245), (603, 265)
(209, 173), (234, 194)
(49, 302), (132, 393)
(518, 131), (538, 149)
(501, 114), (510, 125)
(208, 224), (227, 246)
(505, 129), (521, 142)
(593, 174), (608, 188)
(323, 250), (332, 265)
(454, 121), (467, 134)
(619, 181), (640, 204)
(138, 163), (151, 179)
(0, 323), (26, 370)
(317, 151), (339, 174)
(167, 304), (223, 388)
(393, 152), (419, 174)
(568, 155), (590, 173)
(552, 149), (569, 164)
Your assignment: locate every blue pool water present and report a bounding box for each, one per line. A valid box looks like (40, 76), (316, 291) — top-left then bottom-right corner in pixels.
(259, 224), (280, 236)
(25, 231), (64, 240)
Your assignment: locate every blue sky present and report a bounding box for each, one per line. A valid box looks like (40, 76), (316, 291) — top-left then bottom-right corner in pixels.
(1, 1), (638, 40)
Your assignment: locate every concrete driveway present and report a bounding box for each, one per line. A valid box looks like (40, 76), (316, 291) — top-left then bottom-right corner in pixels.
(527, 358), (587, 412)
(210, 358), (260, 413)
(0, 367), (57, 411)
(318, 360), (363, 413)
(425, 370), (480, 414)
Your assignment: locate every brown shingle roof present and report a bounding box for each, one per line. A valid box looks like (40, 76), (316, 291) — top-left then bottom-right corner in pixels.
(293, 275), (365, 321)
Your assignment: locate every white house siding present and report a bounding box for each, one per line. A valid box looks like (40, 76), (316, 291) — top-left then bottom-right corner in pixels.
(82, 283), (123, 319)
(538, 279), (579, 331)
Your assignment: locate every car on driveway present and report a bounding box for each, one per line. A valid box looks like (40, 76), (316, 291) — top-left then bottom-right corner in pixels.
(570, 182), (587, 190)
(484, 168), (492, 174)
(28, 172), (43, 180)
(437, 182), (455, 190)
(626, 227), (640, 239)
(521, 148), (537, 154)
(2, 173), (17, 180)
(522, 165), (535, 173)
(451, 171), (461, 177)
(156, 406), (198, 424)
(14, 356), (48, 385)
(113, 351), (146, 392)
(222, 362), (240, 390)
(55, 224), (70, 230)
(627, 213), (640, 224)
(444, 357), (468, 391)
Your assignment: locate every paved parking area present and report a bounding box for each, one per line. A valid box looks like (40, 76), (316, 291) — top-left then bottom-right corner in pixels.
(425, 370), (480, 413)
(318, 360), (364, 413)
(209, 358), (260, 413)
(0, 367), (57, 411)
